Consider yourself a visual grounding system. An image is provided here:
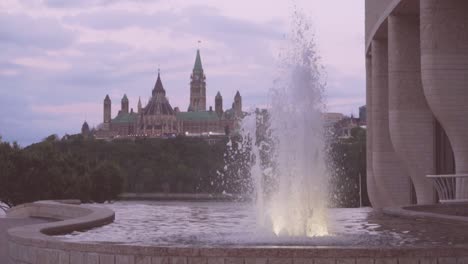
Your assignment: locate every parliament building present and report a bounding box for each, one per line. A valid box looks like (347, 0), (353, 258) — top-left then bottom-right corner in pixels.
(92, 50), (243, 139)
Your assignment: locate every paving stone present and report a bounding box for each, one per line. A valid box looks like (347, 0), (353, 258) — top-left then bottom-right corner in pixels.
(8, 243), (18, 261)
(207, 257), (225, 264)
(356, 259), (373, 264)
(315, 259), (336, 264)
(398, 258), (418, 264)
(188, 258), (208, 264)
(85, 253), (99, 264)
(170, 257), (187, 264)
(419, 258), (437, 264)
(12, 244), (23, 262)
(70, 251), (84, 264)
(23, 246), (36, 263)
(293, 259), (313, 264)
(136, 256), (151, 264)
(245, 258), (267, 264)
(439, 258), (457, 264)
(224, 258), (244, 264)
(269, 258), (292, 264)
(99, 254), (115, 264)
(151, 257), (169, 264)
(374, 259), (396, 264)
(58, 251), (70, 264)
(116, 255), (135, 264)
(337, 259), (355, 264)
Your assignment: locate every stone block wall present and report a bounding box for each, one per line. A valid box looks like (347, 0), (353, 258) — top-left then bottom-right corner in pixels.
(6, 202), (468, 264)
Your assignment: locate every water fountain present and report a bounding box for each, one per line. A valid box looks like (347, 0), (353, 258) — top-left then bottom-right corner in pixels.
(53, 11), (467, 249)
(241, 11), (329, 237)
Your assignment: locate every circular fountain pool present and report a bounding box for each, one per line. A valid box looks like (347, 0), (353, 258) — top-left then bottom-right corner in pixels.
(57, 201), (468, 248)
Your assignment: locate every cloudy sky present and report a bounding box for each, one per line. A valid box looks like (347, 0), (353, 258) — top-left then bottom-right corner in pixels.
(0, 0), (364, 146)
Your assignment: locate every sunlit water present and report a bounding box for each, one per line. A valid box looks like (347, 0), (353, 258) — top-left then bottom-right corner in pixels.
(239, 11), (329, 237)
(57, 201), (468, 247)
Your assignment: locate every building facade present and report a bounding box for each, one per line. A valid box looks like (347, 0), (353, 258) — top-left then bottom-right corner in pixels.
(94, 50), (243, 139)
(366, 0), (463, 207)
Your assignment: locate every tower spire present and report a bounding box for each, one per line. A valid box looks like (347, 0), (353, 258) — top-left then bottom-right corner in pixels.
(190, 48), (206, 112)
(138, 96), (142, 113)
(103, 94), (111, 130)
(193, 49), (203, 72)
(153, 69), (166, 96)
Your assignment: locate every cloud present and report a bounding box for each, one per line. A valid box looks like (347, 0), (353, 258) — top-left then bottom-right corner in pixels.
(42, 0), (154, 9)
(31, 102), (101, 115)
(63, 6), (284, 41)
(0, 0), (366, 146)
(64, 10), (172, 30)
(13, 56), (72, 71)
(0, 12), (75, 50)
(0, 69), (19, 76)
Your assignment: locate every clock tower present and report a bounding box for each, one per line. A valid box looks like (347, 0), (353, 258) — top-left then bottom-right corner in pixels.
(189, 49), (206, 112)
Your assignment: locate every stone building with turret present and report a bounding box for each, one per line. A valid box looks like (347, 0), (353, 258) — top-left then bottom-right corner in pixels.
(94, 49), (243, 139)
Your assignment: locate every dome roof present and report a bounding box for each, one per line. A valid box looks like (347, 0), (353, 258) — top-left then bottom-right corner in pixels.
(152, 72), (166, 97)
(82, 121), (89, 130)
(145, 72), (174, 115)
(143, 95), (174, 115)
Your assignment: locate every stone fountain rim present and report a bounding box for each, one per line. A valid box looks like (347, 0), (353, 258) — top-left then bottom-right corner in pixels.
(6, 200), (468, 259)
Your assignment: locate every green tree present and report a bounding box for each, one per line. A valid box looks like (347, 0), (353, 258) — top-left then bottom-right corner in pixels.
(90, 161), (124, 203)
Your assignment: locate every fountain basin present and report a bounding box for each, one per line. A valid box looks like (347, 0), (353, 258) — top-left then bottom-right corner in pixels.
(6, 201), (468, 264)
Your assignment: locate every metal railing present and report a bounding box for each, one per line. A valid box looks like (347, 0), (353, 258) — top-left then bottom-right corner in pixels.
(426, 174), (468, 203)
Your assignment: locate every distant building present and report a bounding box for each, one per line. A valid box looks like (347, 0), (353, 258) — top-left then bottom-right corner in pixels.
(94, 49), (243, 140)
(81, 121), (90, 138)
(323, 112), (345, 130)
(333, 116), (360, 139)
(359, 105), (366, 125)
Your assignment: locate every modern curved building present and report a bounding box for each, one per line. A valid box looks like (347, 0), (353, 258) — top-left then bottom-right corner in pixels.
(366, 0), (466, 207)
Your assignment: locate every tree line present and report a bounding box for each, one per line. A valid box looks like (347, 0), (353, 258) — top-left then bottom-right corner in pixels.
(0, 122), (367, 210)
(0, 134), (237, 210)
(327, 126), (369, 207)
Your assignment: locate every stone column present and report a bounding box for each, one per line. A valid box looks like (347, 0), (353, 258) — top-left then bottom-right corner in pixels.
(388, 15), (435, 204)
(371, 39), (411, 207)
(421, 0), (468, 199)
(366, 55), (381, 207)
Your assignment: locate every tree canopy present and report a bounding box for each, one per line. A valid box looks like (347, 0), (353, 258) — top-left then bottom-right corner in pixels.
(0, 123), (368, 210)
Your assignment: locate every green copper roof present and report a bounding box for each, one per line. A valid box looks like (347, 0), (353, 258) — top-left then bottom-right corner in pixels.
(176, 111), (219, 121)
(193, 49), (203, 72)
(111, 111), (138, 124)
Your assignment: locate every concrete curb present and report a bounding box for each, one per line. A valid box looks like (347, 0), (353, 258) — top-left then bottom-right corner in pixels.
(383, 204), (468, 226)
(5, 201), (468, 264)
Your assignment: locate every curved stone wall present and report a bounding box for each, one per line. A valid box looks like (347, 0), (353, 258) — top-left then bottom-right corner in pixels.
(365, 0), (402, 53)
(6, 201), (468, 263)
(371, 39), (411, 207)
(365, 55), (380, 208)
(365, 0), (468, 205)
(388, 14), (436, 204)
(383, 203), (468, 225)
(420, 0), (468, 199)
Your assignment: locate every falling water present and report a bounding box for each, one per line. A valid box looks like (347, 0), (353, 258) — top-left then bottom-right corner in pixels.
(240, 11), (329, 237)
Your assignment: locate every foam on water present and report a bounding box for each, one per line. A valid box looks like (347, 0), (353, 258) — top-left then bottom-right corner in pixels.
(240, 10), (329, 237)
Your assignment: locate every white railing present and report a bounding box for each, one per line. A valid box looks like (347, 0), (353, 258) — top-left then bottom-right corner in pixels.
(426, 174), (468, 203)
